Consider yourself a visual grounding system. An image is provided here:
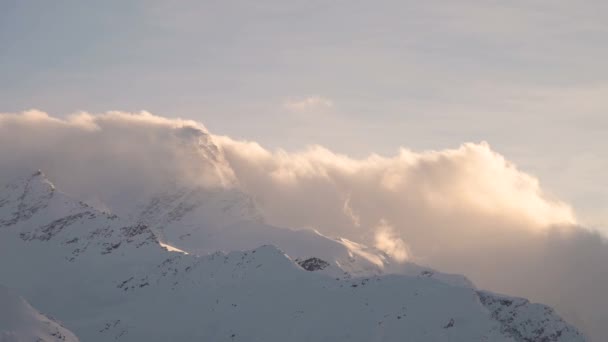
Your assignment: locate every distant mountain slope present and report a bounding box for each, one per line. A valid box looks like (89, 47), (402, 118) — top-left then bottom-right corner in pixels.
(132, 184), (473, 285)
(0, 172), (586, 341)
(0, 285), (79, 342)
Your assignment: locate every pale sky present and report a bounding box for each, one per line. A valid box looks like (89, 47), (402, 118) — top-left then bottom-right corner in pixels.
(1, 0), (607, 228)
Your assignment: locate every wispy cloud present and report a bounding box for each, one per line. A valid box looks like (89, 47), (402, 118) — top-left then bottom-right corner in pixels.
(283, 96), (333, 112)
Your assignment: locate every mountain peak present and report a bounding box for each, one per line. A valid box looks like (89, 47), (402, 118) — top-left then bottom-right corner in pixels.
(28, 169), (55, 190)
(9, 169), (56, 194)
(14, 169), (56, 199)
(0, 170), (56, 227)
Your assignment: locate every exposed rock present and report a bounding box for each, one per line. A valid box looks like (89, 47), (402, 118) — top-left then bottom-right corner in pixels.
(477, 291), (585, 342)
(297, 257), (330, 271)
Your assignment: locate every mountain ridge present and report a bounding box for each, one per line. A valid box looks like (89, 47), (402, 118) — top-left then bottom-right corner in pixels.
(0, 285), (80, 342)
(0, 171), (586, 341)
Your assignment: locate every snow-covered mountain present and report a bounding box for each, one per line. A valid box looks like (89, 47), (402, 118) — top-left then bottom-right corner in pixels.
(0, 285), (79, 342)
(0, 171), (586, 341)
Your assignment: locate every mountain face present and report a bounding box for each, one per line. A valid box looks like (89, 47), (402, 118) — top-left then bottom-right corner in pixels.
(0, 285), (79, 342)
(129, 184), (475, 284)
(0, 172), (586, 341)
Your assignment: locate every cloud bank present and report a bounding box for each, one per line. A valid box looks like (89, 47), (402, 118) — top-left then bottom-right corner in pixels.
(0, 110), (234, 216)
(1, 110), (606, 341)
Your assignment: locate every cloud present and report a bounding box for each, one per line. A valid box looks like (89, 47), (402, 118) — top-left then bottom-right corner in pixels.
(342, 194), (361, 227)
(0, 110), (607, 341)
(283, 96), (333, 112)
(374, 220), (409, 262)
(216, 136), (576, 235)
(215, 125), (607, 342)
(0, 110), (235, 216)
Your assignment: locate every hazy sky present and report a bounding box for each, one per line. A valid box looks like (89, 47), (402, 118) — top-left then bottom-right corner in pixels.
(1, 0), (607, 228)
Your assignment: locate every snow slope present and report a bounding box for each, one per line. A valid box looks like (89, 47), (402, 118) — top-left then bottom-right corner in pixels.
(0, 172), (586, 341)
(0, 285), (79, 342)
(132, 184), (473, 286)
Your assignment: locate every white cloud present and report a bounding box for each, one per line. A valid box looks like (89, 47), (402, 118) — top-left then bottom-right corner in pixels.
(0, 110), (235, 217)
(283, 96), (333, 112)
(342, 194), (361, 227)
(0, 110), (607, 341)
